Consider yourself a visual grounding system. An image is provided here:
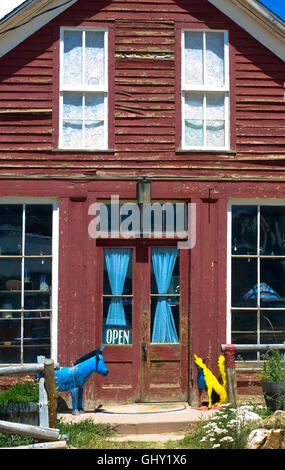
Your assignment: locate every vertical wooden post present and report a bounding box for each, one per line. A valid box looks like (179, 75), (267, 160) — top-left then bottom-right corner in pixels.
(37, 356), (49, 427)
(44, 359), (57, 428)
(224, 345), (237, 406)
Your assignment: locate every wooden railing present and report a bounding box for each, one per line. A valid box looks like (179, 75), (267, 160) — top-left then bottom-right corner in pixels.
(0, 356), (68, 449)
(221, 343), (285, 406)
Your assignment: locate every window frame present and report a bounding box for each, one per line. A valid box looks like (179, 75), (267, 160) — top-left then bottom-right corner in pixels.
(181, 29), (230, 151)
(0, 199), (59, 365)
(59, 26), (109, 150)
(227, 199), (285, 360)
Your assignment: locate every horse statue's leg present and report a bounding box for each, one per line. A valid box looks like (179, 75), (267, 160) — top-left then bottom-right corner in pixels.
(70, 387), (80, 415)
(78, 387), (85, 413)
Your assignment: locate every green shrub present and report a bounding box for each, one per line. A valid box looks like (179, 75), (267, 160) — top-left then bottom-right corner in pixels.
(0, 380), (38, 405)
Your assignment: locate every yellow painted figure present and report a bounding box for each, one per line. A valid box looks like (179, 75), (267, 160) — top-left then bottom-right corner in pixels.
(194, 354), (227, 409)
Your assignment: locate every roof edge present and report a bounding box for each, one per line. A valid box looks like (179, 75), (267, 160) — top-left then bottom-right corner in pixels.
(209, 0), (285, 61)
(0, 0), (77, 58)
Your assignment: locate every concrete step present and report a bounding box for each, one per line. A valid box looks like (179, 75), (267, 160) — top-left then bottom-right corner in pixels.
(58, 403), (217, 435)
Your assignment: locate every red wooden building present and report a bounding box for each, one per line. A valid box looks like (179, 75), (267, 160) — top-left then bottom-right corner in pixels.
(0, 0), (284, 407)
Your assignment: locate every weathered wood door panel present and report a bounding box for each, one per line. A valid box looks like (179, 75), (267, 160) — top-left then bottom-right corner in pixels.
(94, 241), (189, 403)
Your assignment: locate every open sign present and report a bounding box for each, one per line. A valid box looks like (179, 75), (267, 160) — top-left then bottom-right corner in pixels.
(103, 324), (132, 345)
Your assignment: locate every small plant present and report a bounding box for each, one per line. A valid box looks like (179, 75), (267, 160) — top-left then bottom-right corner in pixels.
(0, 379), (39, 405)
(185, 404), (263, 450)
(257, 349), (285, 383)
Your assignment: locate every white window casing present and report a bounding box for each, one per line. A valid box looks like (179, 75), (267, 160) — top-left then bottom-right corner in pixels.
(59, 27), (108, 150)
(181, 30), (230, 151)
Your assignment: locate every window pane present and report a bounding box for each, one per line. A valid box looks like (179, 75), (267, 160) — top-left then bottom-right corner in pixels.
(85, 93), (104, 120)
(0, 205), (22, 255)
(206, 121), (225, 147)
(185, 92), (203, 119)
(0, 259), (21, 310)
(260, 206), (285, 256)
(231, 309), (257, 331)
(261, 310), (285, 333)
(63, 93), (82, 119)
(232, 332), (257, 360)
(206, 93), (225, 120)
(24, 258), (51, 309)
(23, 318), (50, 363)
(63, 30), (82, 85)
(63, 121), (83, 148)
(232, 206), (257, 255)
(85, 122), (104, 148)
(260, 259), (285, 307)
(85, 31), (105, 86)
(184, 32), (203, 86)
(231, 258), (257, 307)
(25, 205), (52, 256)
(0, 318), (21, 364)
(206, 32), (225, 87)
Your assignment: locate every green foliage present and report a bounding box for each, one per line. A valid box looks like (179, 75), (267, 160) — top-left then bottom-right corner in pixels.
(0, 432), (34, 448)
(180, 404), (264, 450)
(57, 419), (116, 449)
(0, 380), (39, 405)
(257, 349), (285, 383)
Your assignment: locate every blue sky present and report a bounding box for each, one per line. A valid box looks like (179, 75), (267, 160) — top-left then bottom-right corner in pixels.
(258, 0), (285, 20)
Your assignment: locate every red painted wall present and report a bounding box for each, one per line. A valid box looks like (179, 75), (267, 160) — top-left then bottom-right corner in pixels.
(0, 0), (284, 403)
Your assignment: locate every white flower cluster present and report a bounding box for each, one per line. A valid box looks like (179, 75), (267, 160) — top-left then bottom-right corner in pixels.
(199, 404), (262, 449)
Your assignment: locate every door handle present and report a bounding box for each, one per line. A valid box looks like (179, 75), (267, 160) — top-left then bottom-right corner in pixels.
(142, 343), (147, 362)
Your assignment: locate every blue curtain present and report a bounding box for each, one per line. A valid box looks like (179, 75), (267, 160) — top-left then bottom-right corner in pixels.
(105, 248), (131, 325)
(151, 248), (179, 343)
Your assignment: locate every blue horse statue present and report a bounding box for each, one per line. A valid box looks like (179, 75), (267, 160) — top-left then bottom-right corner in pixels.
(54, 347), (108, 415)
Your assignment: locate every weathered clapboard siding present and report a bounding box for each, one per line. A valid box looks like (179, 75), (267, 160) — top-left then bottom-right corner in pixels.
(0, 0), (283, 177)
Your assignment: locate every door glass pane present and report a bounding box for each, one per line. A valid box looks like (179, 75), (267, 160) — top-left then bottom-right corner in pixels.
(232, 206), (257, 255)
(0, 205), (22, 255)
(151, 248), (179, 343)
(102, 249), (132, 345)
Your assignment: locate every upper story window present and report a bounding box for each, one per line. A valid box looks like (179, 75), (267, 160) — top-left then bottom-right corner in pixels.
(181, 30), (229, 150)
(59, 28), (108, 150)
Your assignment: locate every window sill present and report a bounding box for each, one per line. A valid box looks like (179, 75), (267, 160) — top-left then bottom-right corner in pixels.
(176, 148), (237, 155)
(52, 148), (115, 154)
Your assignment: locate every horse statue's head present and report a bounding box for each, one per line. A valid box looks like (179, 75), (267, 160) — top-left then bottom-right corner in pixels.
(74, 346), (108, 376)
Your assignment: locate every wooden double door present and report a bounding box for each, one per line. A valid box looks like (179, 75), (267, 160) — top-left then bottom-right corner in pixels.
(94, 241), (189, 403)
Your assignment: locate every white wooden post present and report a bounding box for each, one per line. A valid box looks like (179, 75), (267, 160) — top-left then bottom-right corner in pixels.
(37, 356), (49, 427)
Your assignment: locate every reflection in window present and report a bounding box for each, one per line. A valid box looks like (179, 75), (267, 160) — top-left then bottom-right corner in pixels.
(0, 204), (53, 364)
(151, 248), (180, 343)
(231, 205), (285, 360)
(102, 249), (132, 345)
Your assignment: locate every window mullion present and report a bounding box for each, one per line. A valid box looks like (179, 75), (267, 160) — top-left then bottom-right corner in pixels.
(203, 92), (206, 148)
(21, 205), (26, 364)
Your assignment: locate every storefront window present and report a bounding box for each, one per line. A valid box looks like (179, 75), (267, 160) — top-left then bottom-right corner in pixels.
(0, 203), (54, 364)
(231, 204), (285, 360)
